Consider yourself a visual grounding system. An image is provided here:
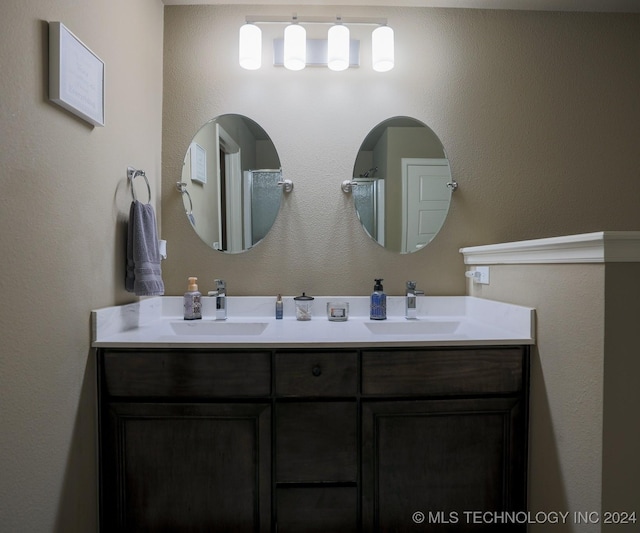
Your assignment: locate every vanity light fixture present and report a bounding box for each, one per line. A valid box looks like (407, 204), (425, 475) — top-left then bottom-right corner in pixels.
(372, 25), (394, 72)
(327, 20), (350, 71)
(238, 23), (262, 70)
(283, 19), (306, 71)
(240, 15), (394, 72)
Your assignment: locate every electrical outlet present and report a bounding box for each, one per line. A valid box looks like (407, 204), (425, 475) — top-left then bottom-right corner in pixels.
(475, 266), (490, 285)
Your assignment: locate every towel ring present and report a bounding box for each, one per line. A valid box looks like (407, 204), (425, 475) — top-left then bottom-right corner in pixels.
(127, 166), (151, 203)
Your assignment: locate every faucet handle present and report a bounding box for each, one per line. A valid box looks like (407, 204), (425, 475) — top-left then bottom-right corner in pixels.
(214, 279), (226, 291)
(406, 280), (425, 296)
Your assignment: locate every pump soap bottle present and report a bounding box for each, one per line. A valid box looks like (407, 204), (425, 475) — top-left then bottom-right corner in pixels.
(184, 277), (202, 320)
(370, 278), (387, 320)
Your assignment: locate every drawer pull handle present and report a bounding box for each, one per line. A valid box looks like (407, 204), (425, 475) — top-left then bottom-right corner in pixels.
(312, 365), (322, 377)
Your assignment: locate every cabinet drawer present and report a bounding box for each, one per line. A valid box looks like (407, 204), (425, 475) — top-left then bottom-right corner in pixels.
(362, 347), (525, 396)
(275, 352), (357, 397)
(102, 350), (271, 397)
(276, 402), (357, 482)
(277, 487), (357, 533)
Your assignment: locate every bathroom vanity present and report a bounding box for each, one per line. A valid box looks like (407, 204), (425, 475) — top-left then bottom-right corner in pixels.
(93, 296), (534, 532)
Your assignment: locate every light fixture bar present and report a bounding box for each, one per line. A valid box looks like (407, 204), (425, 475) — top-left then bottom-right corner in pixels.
(246, 15), (388, 26)
(240, 14), (392, 72)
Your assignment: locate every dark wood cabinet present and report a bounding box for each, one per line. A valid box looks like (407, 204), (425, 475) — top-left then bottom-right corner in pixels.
(276, 486), (358, 533)
(275, 351), (358, 397)
(276, 401), (358, 483)
(362, 398), (526, 532)
(274, 351), (359, 532)
(98, 350), (272, 532)
(361, 347), (528, 532)
(102, 402), (271, 532)
(361, 347), (524, 396)
(102, 349), (271, 398)
(98, 345), (528, 532)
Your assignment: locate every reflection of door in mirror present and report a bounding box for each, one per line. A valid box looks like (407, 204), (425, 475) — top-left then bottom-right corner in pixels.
(219, 147), (227, 250)
(402, 158), (451, 253)
(218, 124), (243, 252)
(242, 170), (283, 247)
(353, 178), (385, 245)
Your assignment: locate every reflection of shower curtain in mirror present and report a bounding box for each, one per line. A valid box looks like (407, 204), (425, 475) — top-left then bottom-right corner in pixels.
(246, 170), (282, 246)
(353, 178), (385, 245)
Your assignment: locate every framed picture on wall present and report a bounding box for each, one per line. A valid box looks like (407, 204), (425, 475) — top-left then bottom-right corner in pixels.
(49, 21), (105, 127)
(190, 142), (207, 184)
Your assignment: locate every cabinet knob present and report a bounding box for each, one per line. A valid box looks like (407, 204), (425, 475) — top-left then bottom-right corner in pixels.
(312, 365), (322, 377)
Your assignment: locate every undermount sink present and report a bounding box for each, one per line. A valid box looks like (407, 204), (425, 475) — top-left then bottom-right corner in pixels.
(364, 320), (462, 335)
(170, 321), (269, 336)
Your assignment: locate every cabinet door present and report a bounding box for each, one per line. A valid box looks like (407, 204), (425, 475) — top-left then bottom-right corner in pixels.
(101, 402), (271, 532)
(362, 398), (527, 532)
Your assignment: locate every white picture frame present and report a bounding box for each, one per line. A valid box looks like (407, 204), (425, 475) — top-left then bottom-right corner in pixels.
(49, 21), (105, 127)
(190, 142), (207, 184)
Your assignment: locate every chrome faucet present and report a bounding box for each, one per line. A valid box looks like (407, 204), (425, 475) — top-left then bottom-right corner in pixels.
(208, 279), (227, 320)
(405, 281), (424, 320)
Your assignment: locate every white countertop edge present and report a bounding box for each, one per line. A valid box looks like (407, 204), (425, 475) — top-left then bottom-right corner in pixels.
(460, 231), (640, 264)
(92, 338), (533, 349)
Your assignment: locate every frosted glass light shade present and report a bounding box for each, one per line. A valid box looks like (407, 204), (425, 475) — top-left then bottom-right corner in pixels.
(239, 24), (262, 70)
(372, 26), (394, 72)
(284, 24), (306, 71)
(327, 24), (350, 71)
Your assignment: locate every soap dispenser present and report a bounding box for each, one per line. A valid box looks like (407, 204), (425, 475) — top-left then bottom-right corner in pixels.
(183, 277), (202, 320)
(370, 278), (387, 320)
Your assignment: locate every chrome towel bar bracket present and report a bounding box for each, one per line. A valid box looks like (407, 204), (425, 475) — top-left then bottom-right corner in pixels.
(277, 178), (294, 193)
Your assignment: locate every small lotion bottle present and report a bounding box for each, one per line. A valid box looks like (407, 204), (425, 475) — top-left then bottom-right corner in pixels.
(184, 277), (202, 320)
(370, 278), (387, 320)
(275, 294), (283, 319)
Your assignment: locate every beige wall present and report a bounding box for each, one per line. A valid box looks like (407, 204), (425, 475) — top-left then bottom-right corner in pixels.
(0, 1), (164, 531)
(470, 261), (640, 532)
(162, 6), (640, 297)
(470, 266), (605, 532)
(602, 263), (640, 531)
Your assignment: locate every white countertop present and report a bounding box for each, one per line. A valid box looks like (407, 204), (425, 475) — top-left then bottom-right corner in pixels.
(92, 296), (535, 349)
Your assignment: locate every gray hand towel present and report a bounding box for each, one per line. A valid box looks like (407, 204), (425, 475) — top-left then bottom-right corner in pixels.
(125, 200), (165, 296)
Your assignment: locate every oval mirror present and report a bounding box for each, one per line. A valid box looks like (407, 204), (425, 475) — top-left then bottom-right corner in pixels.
(351, 116), (454, 254)
(179, 114), (283, 253)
